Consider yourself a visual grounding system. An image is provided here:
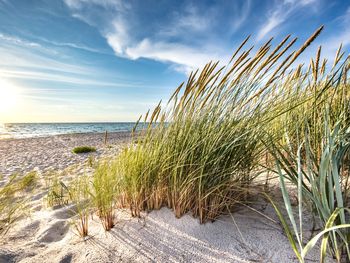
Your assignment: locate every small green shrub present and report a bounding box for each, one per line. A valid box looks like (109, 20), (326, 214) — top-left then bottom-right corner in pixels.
(72, 146), (96, 154)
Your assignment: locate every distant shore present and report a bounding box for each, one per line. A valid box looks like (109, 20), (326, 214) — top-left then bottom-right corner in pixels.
(0, 131), (132, 179)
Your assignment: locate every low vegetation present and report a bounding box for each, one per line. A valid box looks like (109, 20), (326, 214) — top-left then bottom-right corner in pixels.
(0, 171), (38, 235)
(91, 161), (119, 231)
(45, 174), (70, 207)
(268, 116), (350, 262)
(69, 175), (91, 238)
(72, 146), (96, 154)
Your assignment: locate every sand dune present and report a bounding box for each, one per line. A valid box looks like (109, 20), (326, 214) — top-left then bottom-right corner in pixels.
(0, 133), (334, 263)
(1, 200), (327, 263)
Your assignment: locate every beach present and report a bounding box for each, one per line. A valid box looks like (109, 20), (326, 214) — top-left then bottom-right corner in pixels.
(1, 200), (323, 263)
(0, 132), (330, 263)
(0, 131), (132, 180)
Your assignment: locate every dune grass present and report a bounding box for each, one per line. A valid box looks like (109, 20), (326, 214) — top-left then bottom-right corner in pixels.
(91, 161), (119, 231)
(72, 146), (96, 154)
(69, 175), (91, 238)
(268, 109), (350, 262)
(106, 26), (345, 223)
(45, 172), (70, 208)
(105, 26), (349, 261)
(268, 116), (350, 262)
(0, 171), (38, 235)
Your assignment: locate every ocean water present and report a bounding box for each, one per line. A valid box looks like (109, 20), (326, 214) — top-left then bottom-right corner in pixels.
(0, 123), (140, 139)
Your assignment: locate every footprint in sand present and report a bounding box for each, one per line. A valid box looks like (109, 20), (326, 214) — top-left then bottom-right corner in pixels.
(59, 253), (73, 263)
(0, 249), (18, 263)
(36, 220), (69, 243)
(22, 220), (41, 236)
(52, 204), (78, 219)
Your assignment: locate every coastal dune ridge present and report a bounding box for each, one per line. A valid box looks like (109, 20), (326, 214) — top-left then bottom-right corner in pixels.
(0, 129), (325, 262)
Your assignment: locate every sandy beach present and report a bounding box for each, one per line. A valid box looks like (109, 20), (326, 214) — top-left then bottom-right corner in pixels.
(0, 133), (332, 263)
(0, 194), (326, 263)
(0, 132), (132, 180)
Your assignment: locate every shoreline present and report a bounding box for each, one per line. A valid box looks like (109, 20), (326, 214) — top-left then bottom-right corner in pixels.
(0, 131), (132, 179)
(0, 130), (132, 141)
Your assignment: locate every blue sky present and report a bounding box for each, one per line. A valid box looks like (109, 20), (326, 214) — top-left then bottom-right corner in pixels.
(0, 0), (349, 122)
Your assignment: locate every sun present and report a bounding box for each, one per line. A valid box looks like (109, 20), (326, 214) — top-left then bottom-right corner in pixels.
(0, 78), (20, 113)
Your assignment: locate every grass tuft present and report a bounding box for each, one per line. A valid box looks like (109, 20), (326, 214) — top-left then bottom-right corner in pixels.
(0, 172), (38, 235)
(72, 146), (96, 154)
(69, 175), (91, 238)
(91, 161), (118, 231)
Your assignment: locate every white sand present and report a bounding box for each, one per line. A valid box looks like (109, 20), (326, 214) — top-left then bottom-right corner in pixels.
(0, 134), (335, 263)
(1, 199), (332, 263)
(0, 132), (131, 180)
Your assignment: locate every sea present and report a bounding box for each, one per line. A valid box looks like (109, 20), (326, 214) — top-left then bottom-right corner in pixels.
(0, 123), (141, 139)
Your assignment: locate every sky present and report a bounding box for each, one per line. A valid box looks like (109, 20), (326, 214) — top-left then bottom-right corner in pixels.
(0, 0), (349, 123)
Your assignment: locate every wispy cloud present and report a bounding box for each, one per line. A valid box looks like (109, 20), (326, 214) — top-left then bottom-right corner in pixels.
(0, 33), (143, 89)
(125, 39), (226, 74)
(35, 36), (108, 54)
(64, 0), (127, 10)
(0, 33), (41, 48)
(317, 7), (350, 62)
(0, 44), (88, 75)
(65, 0), (250, 73)
(158, 4), (212, 37)
(105, 17), (130, 55)
(257, 0), (318, 40)
(0, 69), (145, 88)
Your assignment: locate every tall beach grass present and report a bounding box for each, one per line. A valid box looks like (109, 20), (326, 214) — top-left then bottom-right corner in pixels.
(107, 26), (350, 224)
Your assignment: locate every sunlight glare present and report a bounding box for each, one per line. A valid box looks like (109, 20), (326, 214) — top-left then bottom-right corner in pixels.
(0, 78), (20, 113)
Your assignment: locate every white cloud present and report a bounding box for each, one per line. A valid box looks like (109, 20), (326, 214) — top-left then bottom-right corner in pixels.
(65, 1), (249, 74)
(106, 18), (130, 55)
(257, 13), (284, 41)
(0, 33), (41, 48)
(36, 36), (106, 54)
(64, 0), (127, 10)
(104, 17), (228, 74)
(257, 0), (318, 40)
(230, 0), (252, 32)
(125, 39), (226, 73)
(159, 4), (211, 37)
(0, 69), (143, 87)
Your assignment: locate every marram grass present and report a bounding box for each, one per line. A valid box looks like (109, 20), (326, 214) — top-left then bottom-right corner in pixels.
(0, 171), (38, 235)
(103, 26), (350, 224)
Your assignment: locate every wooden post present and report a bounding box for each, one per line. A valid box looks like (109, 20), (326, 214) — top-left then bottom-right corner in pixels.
(104, 130), (108, 145)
